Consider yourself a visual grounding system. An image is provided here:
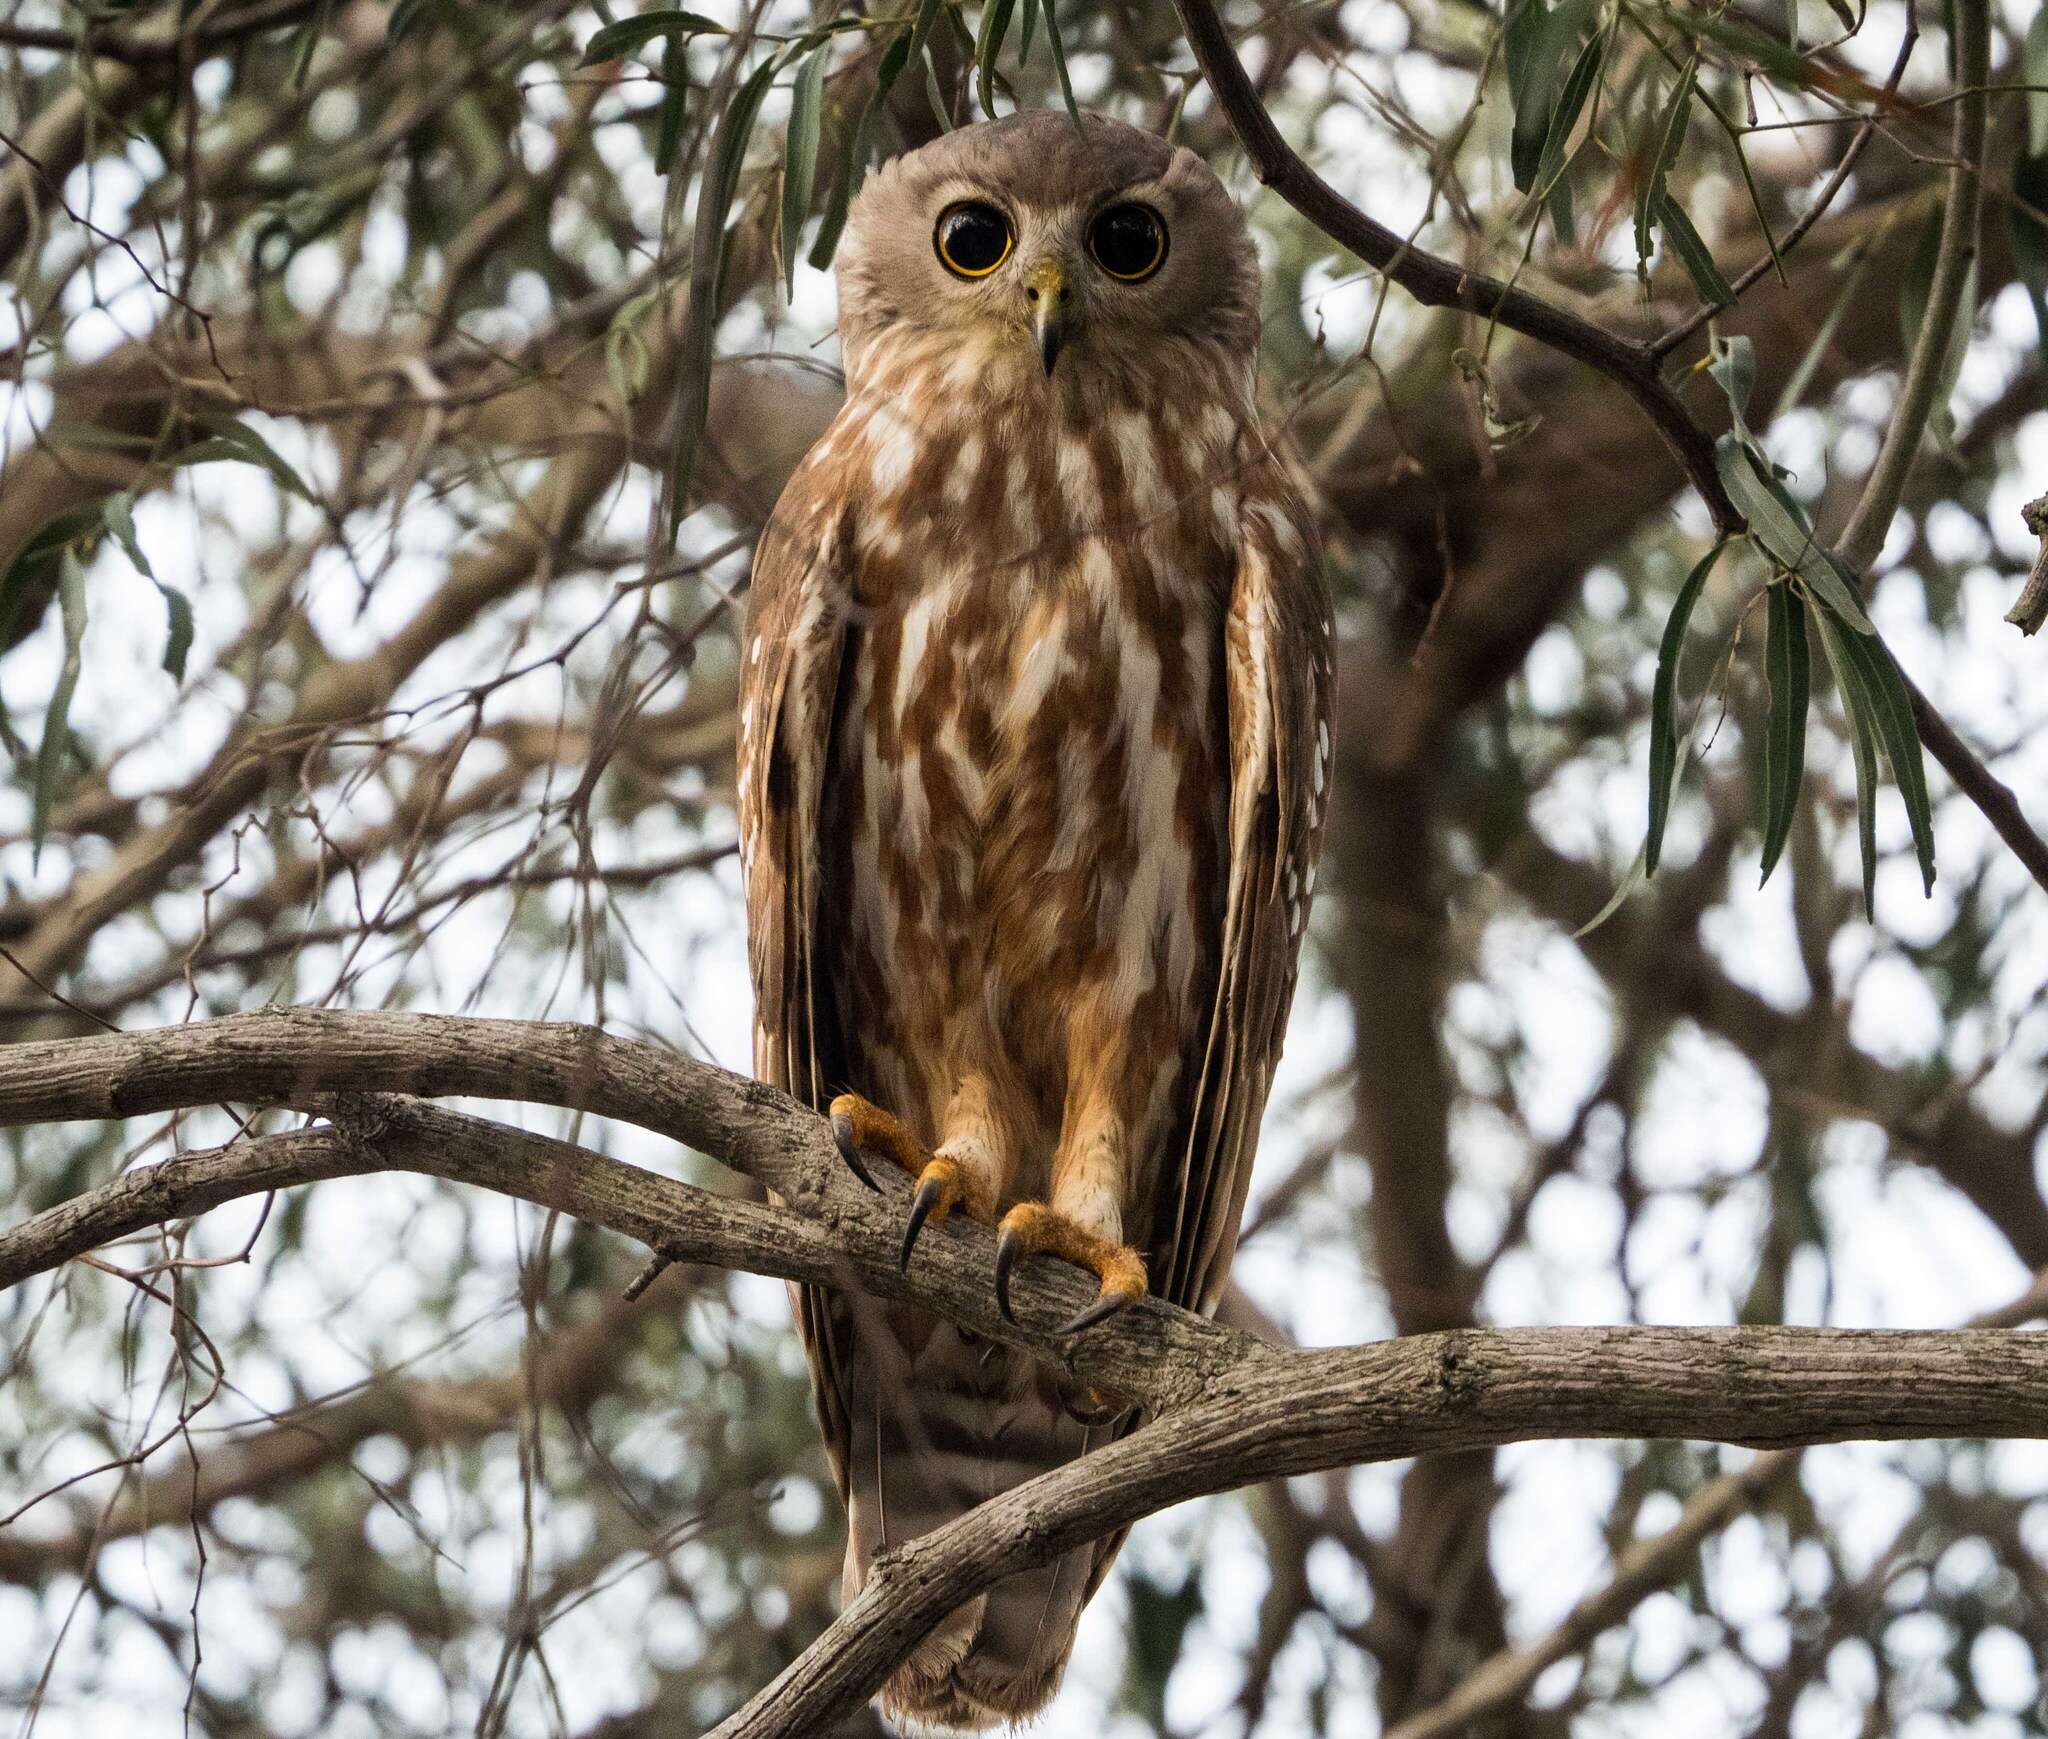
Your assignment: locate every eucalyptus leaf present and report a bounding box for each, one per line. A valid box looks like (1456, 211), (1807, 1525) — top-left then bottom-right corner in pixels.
(1647, 541), (1727, 875)
(976, 0), (1018, 117)
(1534, 28), (1603, 244)
(1758, 581), (1810, 884)
(156, 583), (195, 683)
(1714, 436), (1876, 634)
(1041, 0), (1080, 123)
(1812, 609), (1884, 918)
(669, 45), (792, 540)
(780, 42), (830, 294)
(655, 34), (689, 174)
(579, 10), (724, 67)
(180, 414), (315, 501)
(32, 549), (88, 866)
(102, 492), (152, 581)
(1831, 621), (1937, 892)
(1657, 191), (1735, 306)
(1634, 60), (1698, 273)
(1508, 0), (1595, 194)
(808, 102), (874, 270)
(1708, 332), (1756, 437)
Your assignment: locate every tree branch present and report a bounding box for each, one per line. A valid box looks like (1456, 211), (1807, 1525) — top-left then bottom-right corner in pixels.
(6, 1012), (2048, 1737)
(1833, 0), (1989, 572)
(714, 1323), (2048, 1738)
(1168, 0), (1740, 536)
(1174, 0), (2048, 900)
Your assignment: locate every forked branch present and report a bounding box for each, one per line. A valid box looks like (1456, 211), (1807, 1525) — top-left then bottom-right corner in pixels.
(4, 1012), (2048, 1739)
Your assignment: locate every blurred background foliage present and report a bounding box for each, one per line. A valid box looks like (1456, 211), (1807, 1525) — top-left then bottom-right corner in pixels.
(2, 0), (2048, 1733)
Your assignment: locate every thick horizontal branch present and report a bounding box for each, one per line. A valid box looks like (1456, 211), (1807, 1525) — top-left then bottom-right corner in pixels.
(5, 1012), (2048, 1739)
(0, 1010), (1253, 1411)
(715, 1320), (2048, 1737)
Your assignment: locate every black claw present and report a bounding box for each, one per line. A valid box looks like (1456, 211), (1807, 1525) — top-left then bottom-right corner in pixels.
(993, 1226), (1025, 1323)
(831, 1112), (878, 1191)
(1060, 1292), (1131, 1336)
(901, 1175), (947, 1271)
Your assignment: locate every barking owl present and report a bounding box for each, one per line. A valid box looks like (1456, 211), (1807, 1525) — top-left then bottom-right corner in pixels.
(738, 110), (1332, 1729)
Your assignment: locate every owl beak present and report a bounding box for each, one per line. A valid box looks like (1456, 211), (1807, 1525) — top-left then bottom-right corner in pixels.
(1024, 258), (1069, 375)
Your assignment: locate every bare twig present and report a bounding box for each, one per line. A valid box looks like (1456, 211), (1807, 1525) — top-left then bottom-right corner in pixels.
(2006, 492), (2048, 635)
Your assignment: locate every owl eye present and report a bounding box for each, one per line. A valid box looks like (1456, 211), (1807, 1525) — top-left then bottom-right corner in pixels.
(935, 202), (1013, 278)
(1087, 203), (1167, 282)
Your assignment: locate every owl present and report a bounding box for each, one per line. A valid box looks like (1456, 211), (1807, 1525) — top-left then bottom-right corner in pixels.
(738, 110), (1332, 1730)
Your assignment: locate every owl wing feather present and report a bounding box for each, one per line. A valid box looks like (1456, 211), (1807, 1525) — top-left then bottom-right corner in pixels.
(1157, 497), (1332, 1318)
(738, 458), (858, 1494)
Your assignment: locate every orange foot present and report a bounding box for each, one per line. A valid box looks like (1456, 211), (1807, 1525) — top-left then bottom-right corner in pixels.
(828, 1093), (992, 1271)
(993, 1202), (1148, 1335)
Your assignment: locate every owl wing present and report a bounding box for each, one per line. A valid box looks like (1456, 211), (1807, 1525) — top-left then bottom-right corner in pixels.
(737, 456), (858, 1493)
(1156, 490), (1333, 1319)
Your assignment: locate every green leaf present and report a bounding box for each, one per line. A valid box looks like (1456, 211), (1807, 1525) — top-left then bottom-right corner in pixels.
(1665, 10), (1812, 85)
(669, 44), (792, 541)
(179, 414), (315, 501)
(32, 549), (88, 866)
(780, 42), (829, 295)
(1812, 610), (1882, 917)
(579, 9), (724, 67)
(1832, 621), (1937, 894)
(1647, 541), (1727, 874)
(976, 0), (1018, 117)
(1714, 436), (1877, 634)
(1534, 27), (1603, 244)
(1041, 0), (1080, 123)
(1018, 0), (1040, 59)
(1772, 247), (1870, 418)
(1508, 0), (1595, 194)
(156, 583), (194, 684)
(1574, 841), (1649, 939)
(102, 491), (152, 580)
(1708, 332), (1756, 436)
(1656, 190), (1735, 306)
(808, 101), (875, 270)
(1758, 581), (1810, 884)
(922, 45), (953, 130)
(1635, 60), (1698, 274)
(655, 33), (690, 174)
(0, 505), (106, 651)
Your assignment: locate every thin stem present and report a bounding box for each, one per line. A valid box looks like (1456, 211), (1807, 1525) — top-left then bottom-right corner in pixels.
(1833, 0), (1989, 571)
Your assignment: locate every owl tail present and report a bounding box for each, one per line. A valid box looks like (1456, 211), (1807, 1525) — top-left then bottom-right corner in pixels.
(842, 1311), (1117, 1732)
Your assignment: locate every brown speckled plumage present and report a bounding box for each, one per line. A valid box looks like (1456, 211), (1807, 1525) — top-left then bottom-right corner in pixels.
(738, 111), (1331, 1730)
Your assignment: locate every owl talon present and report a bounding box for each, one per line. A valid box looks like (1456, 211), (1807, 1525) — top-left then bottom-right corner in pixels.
(991, 1202), (1147, 1333)
(1060, 1291), (1133, 1336)
(901, 1159), (965, 1271)
(830, 1110), (879, 1191)
(993, 1222), (1027, 1324)
(827, 1092), (936, 1198)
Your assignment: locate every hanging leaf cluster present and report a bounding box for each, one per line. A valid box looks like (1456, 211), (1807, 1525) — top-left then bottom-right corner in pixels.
(1648, 335), (1936, 918)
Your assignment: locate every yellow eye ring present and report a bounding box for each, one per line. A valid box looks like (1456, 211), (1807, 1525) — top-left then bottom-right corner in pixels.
(935, 202), (1014, 279)
(1087, 203), (1167, 282)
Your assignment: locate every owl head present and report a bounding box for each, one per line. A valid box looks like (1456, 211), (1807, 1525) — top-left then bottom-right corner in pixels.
(834, 111), (1259, 388)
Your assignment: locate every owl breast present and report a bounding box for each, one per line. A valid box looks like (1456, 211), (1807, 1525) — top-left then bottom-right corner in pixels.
(811, 357), (1245, 1201)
